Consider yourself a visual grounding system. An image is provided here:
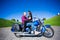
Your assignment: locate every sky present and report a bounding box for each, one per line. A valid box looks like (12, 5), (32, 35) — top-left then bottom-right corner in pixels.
(0, 0), (60, 21)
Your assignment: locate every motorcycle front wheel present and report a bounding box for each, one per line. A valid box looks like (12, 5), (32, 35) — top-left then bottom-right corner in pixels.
(43, 27), (54, 38)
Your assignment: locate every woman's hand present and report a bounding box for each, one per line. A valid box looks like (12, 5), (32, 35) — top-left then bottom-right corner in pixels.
(29, 17), (31, 19)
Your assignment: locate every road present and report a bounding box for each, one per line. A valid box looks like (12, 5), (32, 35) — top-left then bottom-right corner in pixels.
(0, 26), (60, 40)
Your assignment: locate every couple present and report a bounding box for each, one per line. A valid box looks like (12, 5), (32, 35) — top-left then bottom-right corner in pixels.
(21, 11), (32, 31)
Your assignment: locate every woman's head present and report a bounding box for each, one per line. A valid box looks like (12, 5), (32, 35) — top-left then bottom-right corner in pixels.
(28, 11), (32, 15)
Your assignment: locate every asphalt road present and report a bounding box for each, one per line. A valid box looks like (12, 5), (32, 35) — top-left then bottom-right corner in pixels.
(0, 26), (60, 40)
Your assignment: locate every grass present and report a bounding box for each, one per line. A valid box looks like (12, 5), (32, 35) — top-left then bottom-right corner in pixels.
(44, 15), (60, 26)
(0, 18), (21, 28)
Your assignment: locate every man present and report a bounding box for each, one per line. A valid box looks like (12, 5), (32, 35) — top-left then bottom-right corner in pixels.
(21, 12), (28, 31)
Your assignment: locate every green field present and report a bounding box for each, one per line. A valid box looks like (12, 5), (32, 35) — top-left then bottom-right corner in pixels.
(0, 18), (21, 28)
(44, 15), (60, 26)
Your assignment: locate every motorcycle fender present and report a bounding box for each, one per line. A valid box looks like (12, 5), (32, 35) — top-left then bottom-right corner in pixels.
(45, 24), (51, 28)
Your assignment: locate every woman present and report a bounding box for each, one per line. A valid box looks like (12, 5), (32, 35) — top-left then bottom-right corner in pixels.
(27, 11), (32, 33)
(28, 11), (32, 22)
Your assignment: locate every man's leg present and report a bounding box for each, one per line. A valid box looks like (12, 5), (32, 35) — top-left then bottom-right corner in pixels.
(24, 21), (27, 31)
(24, 20), (29, 31)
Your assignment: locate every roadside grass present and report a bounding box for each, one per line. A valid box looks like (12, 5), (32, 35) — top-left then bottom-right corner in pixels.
(44, 15), (60, 26)
(0, 18), (21, 28)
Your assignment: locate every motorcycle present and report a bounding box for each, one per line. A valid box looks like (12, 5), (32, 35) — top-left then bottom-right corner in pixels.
(11, 17), (54, 38)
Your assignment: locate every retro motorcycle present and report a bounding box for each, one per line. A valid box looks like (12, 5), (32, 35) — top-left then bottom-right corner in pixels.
(11, 17), (54, 38)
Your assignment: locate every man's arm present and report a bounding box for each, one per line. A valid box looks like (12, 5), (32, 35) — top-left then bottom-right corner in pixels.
(22, 16), (27, 21)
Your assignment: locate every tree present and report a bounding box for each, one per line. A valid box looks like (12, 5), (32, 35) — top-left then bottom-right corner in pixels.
(11, 19), (16, 22)
(57, 12), (60, 15)
(17, 19), (19, 22)
(43, 18), (46, 20)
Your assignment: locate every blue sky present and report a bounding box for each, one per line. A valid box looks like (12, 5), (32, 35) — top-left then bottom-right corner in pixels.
(0, 0), (60, 21)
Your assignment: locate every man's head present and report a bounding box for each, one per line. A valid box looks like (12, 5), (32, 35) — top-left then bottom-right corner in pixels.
(23, 12), (26, 16)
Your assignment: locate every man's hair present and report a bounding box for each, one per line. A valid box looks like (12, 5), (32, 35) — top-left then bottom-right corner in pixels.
(24, 12), (26, 16)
